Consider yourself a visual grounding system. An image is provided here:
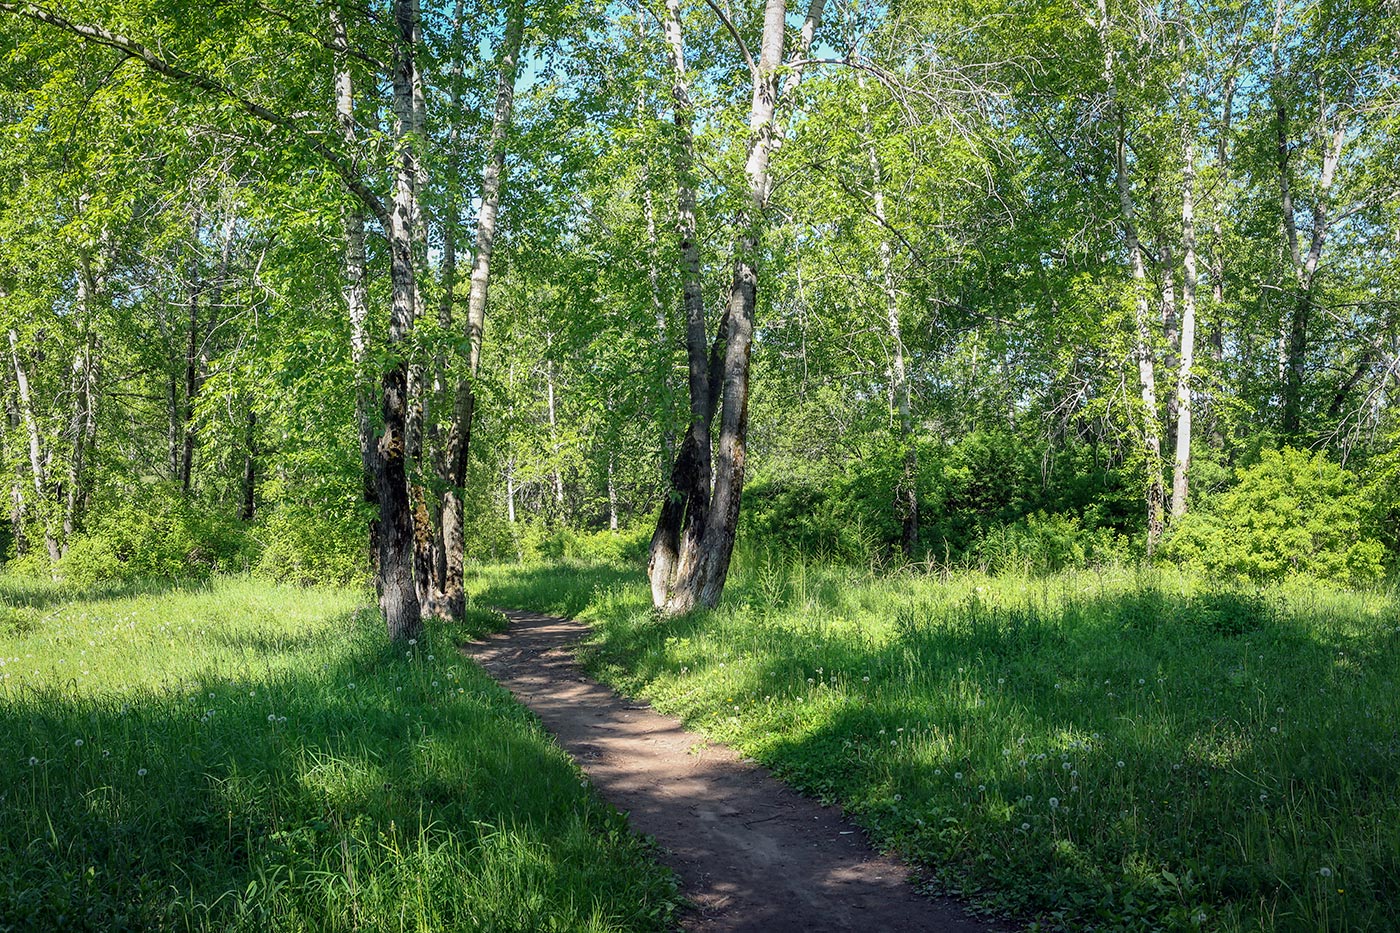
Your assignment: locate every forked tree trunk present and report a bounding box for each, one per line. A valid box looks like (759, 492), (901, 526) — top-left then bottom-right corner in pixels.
(661, 0), (825, 614)
(1272, 0), (1347, 438)
(648, 0), (713, 608)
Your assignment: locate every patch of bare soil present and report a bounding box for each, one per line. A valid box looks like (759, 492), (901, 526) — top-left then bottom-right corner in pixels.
(463, 609), (1012, 933)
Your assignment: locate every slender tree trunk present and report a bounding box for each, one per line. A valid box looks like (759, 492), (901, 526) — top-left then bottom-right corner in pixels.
(437, 0), (522, 618)
(1157, 230), (1179, 453)
(546, 358), (565, 508)
(332, 7), (382, 584)
(1204, 74), (1234, 449)
(644, 182), (674, 473)
(860, 75), (917, 557)
(241, 408), (257, 521)
(1099, 0), (1165, 554)
(8, 330), (61, 567)
(506, 458), (517, 524)
(63, 259), (98, 549)
(607, 454), (619, 531)
(179, 209), (202, 495)
(1172, 130), (1198, 520)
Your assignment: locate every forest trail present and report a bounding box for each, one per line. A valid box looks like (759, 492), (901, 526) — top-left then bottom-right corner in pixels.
(462, 609), (1008, 933)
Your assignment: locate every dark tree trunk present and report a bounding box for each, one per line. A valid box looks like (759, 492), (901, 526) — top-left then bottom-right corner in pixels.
(241, 408), (257, 521)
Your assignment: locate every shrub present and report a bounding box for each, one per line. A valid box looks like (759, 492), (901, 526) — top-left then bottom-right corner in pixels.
(1163, 447), (1384, 584)
(971, 512), (1129, 575)
(254, 503), (371, 586)
(53, 491), (252, 585)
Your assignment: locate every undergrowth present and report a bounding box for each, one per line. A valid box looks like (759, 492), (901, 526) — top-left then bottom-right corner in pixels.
(470, 558), (1400, 933)
(0, 575), (680, 932)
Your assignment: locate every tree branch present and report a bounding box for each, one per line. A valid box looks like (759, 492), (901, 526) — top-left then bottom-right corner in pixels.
(0, 1), (389, 226)
(701, 0), (756, 77)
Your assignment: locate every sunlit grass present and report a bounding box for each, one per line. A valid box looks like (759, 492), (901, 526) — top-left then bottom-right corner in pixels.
(0, 574), (679, 932)
(471, 557), (1400, 932)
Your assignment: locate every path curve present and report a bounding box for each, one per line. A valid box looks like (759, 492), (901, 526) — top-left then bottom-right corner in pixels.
(462, 609), (1009, 933)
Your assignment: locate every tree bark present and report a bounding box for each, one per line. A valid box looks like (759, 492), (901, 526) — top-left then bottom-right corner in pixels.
(1273, 0), (1347, 437)
(1171, 124), (1198, 520)
(663, 0), (826, 614)
(607, 453), (619, 531)
(436, 0), (522, 618)
(179, 208), (202, 495)
(63, 257), (99, 549)
(1099, 0), (1165, 554)
(9, 330), (61, 567)
(241, 408), (257, 521)
(648, 0), (712, 607)
(332, 5), (382, 586)
(546, 357), (565, 509)
(860, 75), (917, 557)
(374, 0), (425, 640)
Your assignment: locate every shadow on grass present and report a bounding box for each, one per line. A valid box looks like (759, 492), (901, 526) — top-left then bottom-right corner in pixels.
(478, 562), (1400, 932)
(0, 601), (678, 933)
(0, 574), (215, 612)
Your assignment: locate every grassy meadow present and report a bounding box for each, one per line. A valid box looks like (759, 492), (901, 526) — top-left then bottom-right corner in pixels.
(0, 576), (679, 932)
(471, 556), (1400, 932)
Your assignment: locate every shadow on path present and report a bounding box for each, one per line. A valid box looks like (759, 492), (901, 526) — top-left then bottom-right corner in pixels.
(463, 609), (1012, 933)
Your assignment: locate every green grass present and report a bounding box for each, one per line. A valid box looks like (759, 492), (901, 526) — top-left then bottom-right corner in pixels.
(0, 574), (679, 932)
(470, 557), (1400, 932)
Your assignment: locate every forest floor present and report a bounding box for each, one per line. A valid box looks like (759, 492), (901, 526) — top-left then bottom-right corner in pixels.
(468, 558), (1400, 933)
(463, 608), (1003, 933)
(0, 576), (681, 932)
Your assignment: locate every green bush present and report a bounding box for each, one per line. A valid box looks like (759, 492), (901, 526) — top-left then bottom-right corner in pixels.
(52, 491), (252, 585)
(254, 503), (371, 586)
(971, 511), (1129, 575)
(1163, 447), (1385, 584)
(534, 525), (652, 565)
(740, 478), (881, 565)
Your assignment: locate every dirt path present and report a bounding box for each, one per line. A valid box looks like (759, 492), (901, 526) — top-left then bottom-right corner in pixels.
(463, 609), (1009, 933)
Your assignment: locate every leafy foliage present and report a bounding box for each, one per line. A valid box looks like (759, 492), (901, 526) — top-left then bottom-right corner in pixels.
(1163, 448), (1386, 583)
